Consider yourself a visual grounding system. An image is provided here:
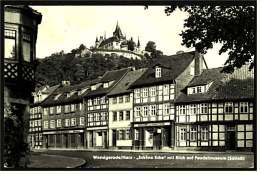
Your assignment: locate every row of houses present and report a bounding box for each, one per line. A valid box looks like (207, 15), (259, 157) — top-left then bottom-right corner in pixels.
(28, 51), (255, 151)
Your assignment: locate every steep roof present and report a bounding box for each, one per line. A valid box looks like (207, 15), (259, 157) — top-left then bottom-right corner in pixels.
(175, 67), (255, 103)
(130, 51), (196, 88)
(84, 67), (131, 98)
(107, 68), (148, 97)
(41, 79), (99, 106)
(99, 36), (119, 48)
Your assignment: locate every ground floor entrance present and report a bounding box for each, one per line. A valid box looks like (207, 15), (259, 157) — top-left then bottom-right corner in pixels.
(86, 128), (108, 149)
(133, 121), (174, 150)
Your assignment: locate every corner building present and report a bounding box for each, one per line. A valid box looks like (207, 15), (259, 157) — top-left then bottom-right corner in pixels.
(129, 51), (207, 150)
(175, 65), (255, 151)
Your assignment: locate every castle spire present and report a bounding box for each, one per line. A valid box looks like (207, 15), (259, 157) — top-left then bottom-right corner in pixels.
(137, 36), (140, 48)
(113, 21), (123, 39)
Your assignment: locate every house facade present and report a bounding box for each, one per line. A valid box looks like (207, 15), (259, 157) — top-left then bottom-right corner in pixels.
(175, 65), (255, 151)
(129, 51), (207, 150)
(107, 68), (147, 149)
(41, 81), (90, 149)
(84, 68), (131, 149)
(28, 85), (59, 149)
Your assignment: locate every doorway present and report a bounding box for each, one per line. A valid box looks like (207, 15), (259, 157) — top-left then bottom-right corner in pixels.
(112, 130), (117, 147)
(226, 126), (236, 150)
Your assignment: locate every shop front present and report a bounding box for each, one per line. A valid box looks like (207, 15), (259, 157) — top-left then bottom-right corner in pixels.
(86, 127), (108, 149)
(43, 129), (84, 149)
(132, 121), (174, 150)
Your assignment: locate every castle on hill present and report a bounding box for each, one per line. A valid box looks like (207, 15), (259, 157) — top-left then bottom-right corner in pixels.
(92, 22), (146, 59)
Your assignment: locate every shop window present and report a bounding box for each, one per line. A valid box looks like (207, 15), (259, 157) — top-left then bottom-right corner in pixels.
(4, 29), (16, 59)
(135, 129), (140, 140)
(125, 129), (131, 140)
(180, 128), (186, 141)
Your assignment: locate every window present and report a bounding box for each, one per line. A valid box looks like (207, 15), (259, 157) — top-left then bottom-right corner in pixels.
(135, 129), (140, 140)
(135, 107), (141, 117)
(155, 67), (161, 78)
(71, 118), (76, 126)
(119, 111), (124, 121)
(64, 105), (70, 113)
(50, 120), (55, 128)
(56, 106), (61, 114)
(91, 85), (96, 90)
(56, 119), (62, 127)
(22, 33), (31, 62)
(54, 94), (61, 100)
(197, 86), (202, 93)
(125, 129), (130, 140)
(119, 130), (124, 140)
(43, 121), (49, 129)
(143, 106), (148, 117)
(88, 99), (93, 106)
(65, 119), (70, 127)
(112, 97), (117, 104)
(79, 103), (83, 111)
(225, 102), (233, 113)
(100, 97), (106, 104)
(143, 88), (148, 97)
(179, 105), (186, 115)
(94, 98), (100, 105)
(103, 82), (109, 88)
(126, 111), (130, 120)
(119, 96), (124, 103)
(4, 29), (16, 59)
(201, 103), (208, 114)
(113, 112), (117, 121)
(201, 126), (208, 141)
(240, 102), (248, 113)
(135, 89), (141, 98)
(164, 104), (170, 115)
(43, 108), (48, 116)
(38, 120), (41, 126)
(80, 117), (85, 126)
(163, 85), (169, 95)
(190, 126), (197, 141)
(71, 104), (75, 112)
(49, 107), (54, 115)
(150, 87), (156, 96)
(150, 105), (156, 116)
(190, 104), (197, 115)
(180, 128), (186, 141)
(125, 95), (130, 103)
(34, 120), (38, 126)
(192, 87), (196, 94)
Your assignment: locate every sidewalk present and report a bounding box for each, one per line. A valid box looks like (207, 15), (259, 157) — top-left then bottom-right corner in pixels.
(28, 153), (86, 168)
(33, 148), (254, 155)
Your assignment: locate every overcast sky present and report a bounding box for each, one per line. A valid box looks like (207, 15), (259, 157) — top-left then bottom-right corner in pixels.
(33, 6), (228, 68)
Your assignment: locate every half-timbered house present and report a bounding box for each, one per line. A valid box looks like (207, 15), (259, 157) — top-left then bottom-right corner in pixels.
(41, 81), (92, 149)
(175, 65), (255, 151)
(129, 51), (207, 150)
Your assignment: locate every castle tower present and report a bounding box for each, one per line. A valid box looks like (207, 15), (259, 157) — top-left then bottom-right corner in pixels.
(113, 21), (124, 40)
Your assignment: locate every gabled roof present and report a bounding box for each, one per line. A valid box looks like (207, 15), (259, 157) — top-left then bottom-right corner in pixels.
(84, 67), (132, 98)
(130, 51), (197, 88)
(41, 79), (99, 106)
(99, 36), (119, 47)
(175, 66), (255, 103)
(107, 68), (148, 97)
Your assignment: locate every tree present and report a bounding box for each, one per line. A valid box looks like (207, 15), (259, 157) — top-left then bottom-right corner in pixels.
(164, 5), (255, 73)
(145, 41), (156, 53)
(127, 37), (136, 51)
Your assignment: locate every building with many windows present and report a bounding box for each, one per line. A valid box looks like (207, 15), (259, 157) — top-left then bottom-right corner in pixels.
(175, 65), (254, 151)
(129, 51), (207, 150)
(41, 81), (92, 149)
(28, 85), (59, 149)
(84, 68), (132, 149)
(107, 68), (147, 149)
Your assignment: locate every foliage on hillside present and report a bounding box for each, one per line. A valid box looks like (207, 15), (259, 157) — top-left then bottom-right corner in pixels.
(35, 45), (155, 87)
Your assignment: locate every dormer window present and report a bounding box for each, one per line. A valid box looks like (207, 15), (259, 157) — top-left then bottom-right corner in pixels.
(54, 94), (61, 100)
(103, 82), (109, 88)
(188, 85), (206, 95)
(155, 66), (161, 78)
(91, 84), (96, 91)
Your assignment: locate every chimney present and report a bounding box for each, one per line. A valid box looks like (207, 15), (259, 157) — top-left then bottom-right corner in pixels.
(194, 52), (203, 76)
(61, 80), (70, 86)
